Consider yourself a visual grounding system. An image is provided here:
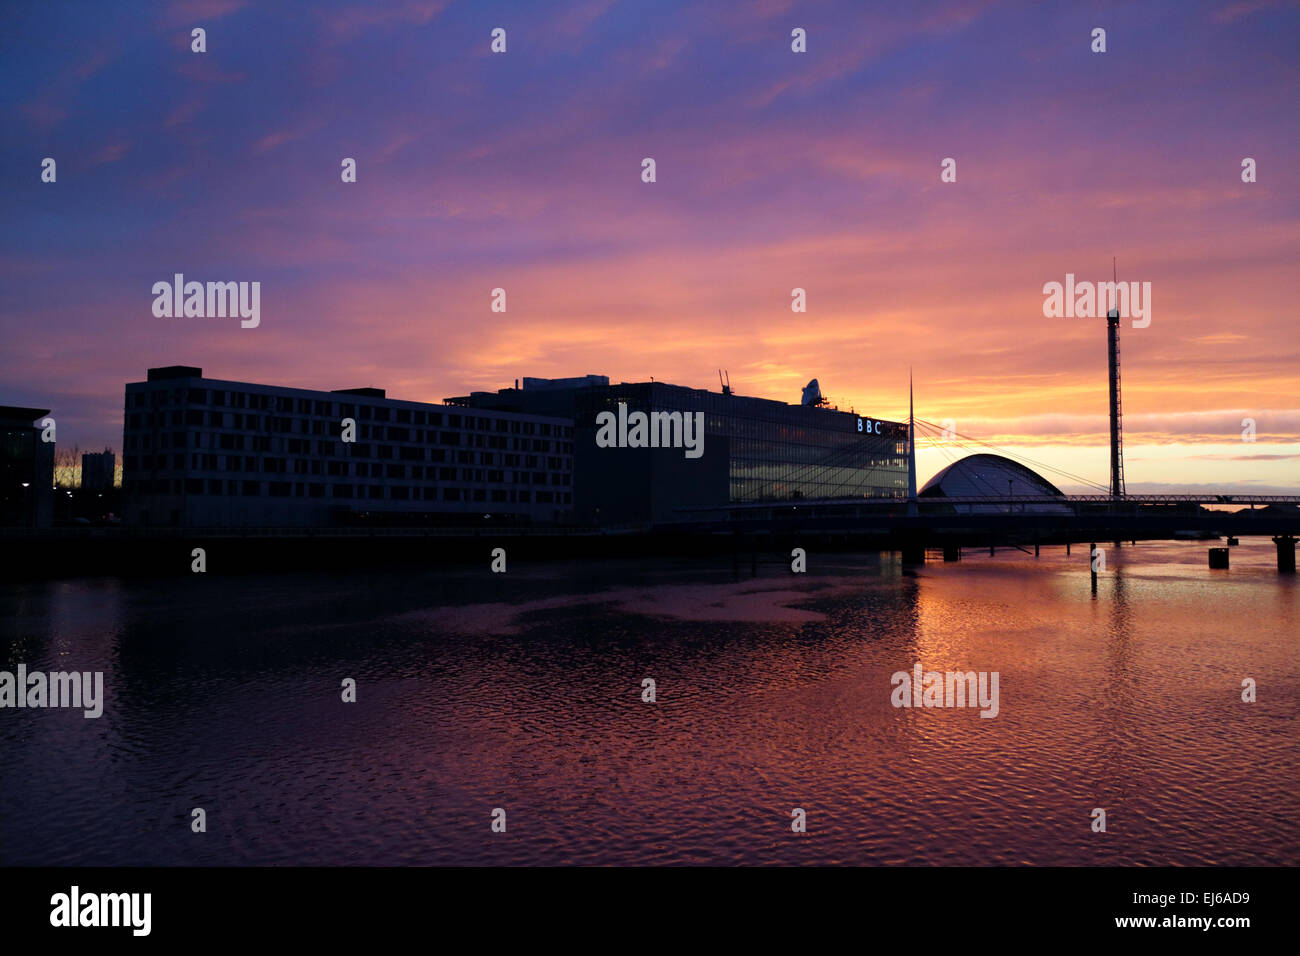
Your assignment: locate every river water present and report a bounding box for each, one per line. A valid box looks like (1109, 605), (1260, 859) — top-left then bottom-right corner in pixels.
(1, 538), (1295, 865)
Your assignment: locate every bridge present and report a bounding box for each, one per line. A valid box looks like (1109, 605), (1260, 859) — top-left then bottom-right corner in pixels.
(674, 494), (1300, 571)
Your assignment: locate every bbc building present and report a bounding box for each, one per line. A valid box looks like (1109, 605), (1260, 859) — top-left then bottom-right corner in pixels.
(122, 367), (574, 527)
(449, 375), (909, 526)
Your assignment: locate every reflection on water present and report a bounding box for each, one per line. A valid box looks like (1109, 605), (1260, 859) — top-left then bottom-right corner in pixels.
(1, 540), (1296, 866)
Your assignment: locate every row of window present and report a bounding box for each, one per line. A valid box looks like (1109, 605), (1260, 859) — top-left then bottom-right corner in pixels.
(126, 410), (572, 446)
(125, 452), (571, 485)
(128, 387), (571, 436)
(731, 454), (908, 501)
(126, 450), (569, 477)
(125, 427), (570, 458)
(126, 477), (571, 505)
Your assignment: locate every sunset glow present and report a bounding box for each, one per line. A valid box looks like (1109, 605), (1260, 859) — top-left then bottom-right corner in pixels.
(3, 0), (1297, 491)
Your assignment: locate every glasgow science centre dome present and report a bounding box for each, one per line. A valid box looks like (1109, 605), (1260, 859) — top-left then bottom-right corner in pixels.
(918, 454), (1072, 514)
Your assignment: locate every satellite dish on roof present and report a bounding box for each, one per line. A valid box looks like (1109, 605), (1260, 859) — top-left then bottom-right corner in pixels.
(801, 379), (827, 406)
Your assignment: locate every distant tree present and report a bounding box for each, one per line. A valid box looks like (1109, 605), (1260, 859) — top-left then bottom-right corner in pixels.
(53, 443), (81, 488)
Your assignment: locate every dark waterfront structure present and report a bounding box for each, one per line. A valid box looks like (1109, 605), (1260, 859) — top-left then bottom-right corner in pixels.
(0, 405), (54, 528)
(120, 367), (907, 530)
(450, 375), (909, 525)
(122, 367), (574, 527)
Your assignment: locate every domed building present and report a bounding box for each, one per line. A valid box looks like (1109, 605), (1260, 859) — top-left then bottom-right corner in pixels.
(919, 453), (1071, 514)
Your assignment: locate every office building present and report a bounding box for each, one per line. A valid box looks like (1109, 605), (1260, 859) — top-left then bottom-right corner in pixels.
(122, 367), (573, 527)
(449, 376), (909, 526)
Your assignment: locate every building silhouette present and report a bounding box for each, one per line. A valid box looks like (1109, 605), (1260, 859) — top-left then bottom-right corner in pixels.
(1, 405), (54, 528)
(121, 367), (909, 529)
(122, 367), (572, 527)
(81, 450), (115, 490)
(450, 375), (909, 526)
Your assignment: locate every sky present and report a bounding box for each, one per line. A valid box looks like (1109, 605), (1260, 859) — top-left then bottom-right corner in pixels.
(1, 0), (1297, 492)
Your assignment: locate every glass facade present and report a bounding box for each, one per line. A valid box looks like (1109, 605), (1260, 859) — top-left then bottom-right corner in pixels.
(575, 383), (908, 503)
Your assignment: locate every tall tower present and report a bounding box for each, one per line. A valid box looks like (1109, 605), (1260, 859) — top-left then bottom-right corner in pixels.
(1106, 258), (1126, 498)
(907, 370), (918, 510)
